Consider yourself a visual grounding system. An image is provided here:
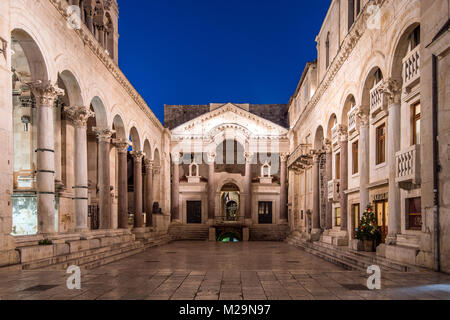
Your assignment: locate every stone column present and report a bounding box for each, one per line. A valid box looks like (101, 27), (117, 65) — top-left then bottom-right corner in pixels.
(312, 153), (321, 232)
(358, 112), (370, 216)
(244, 152), (253, 221)
(207, 152), (216, 222)
(93, 128), (114, 230)
(113, 139), (130, 229)
(338, 126), (348, 231)
(325, 140), (333, 230)
(144, 159), (154, 227)
(54, 101), (63, 189)
(131, 151), (145, 228)
(65, 106), (95, 232)
(28, 81), (64, 234)
(384, 79), (402, 245)
(280, 153), (288, 222)
(171, 153), (181, 222)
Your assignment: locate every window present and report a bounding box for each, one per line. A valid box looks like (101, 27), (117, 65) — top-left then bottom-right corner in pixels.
(335, 207), (341, 227)
(375, 200), (389, 243)
(376, 124), (386, 165)
(348, 0), (355, 31)
(356, 0), (361, 16)
(374, 68), (383, 86)
(258, 201), (273, 224)
(407, 197), (422, 230)
(409, 26), (421, 50)
(412, 102), (421, 145)
(352, 203), (360, 237)
(352, 141), (359, 174)
(335, 153), (341, 179)
(307, 169), (312, 193)
(326, 32), (330, 69)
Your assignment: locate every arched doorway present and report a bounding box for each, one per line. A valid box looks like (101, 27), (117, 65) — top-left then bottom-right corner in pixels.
(220, 183), (240, 222)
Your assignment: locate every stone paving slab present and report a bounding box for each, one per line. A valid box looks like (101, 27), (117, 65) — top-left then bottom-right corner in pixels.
(0, 241), (449, 300)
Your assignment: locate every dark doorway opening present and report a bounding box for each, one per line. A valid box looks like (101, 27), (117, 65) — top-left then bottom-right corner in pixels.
(187, 201), (202, 224)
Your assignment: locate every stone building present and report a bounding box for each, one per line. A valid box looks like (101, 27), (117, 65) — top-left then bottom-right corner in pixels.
(0, 0), (172, 269)
(165, 103), (290, 241)
(286, 0), (450, 273)
(0, 0), (448, 275)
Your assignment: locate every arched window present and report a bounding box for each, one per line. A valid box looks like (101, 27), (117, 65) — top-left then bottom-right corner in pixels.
(348, 0), (355, 31)
(409, 26), (421, 51)
(326, 32), (330, 69)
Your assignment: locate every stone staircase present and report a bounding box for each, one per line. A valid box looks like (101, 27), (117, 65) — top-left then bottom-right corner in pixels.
(286, 233), (423, 272)
(249, 224), (290, 241)
(168, 224), (209, 241)
(0, 230), (172, 271)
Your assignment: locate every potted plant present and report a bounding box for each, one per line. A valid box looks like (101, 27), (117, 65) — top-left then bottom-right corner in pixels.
(356, 204), (381, 252)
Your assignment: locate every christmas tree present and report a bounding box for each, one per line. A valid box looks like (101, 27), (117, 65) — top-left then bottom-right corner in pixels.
(356, 204), (381, 241)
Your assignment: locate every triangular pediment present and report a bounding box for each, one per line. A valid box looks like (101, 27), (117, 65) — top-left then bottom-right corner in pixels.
(171, 103), (288, 139)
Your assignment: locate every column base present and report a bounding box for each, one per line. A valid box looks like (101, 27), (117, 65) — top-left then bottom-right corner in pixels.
(310, 228), (322, 241)
(385, 234), (397, 245)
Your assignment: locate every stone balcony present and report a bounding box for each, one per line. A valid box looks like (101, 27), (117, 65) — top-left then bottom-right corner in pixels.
(288, 143), (312, 169)
(403, 45), (420, 90)
(369, 80), (386, 117)
(347, 106), (359, 135)
(327, 179), (340, 202)
(396, 144), (421, 189)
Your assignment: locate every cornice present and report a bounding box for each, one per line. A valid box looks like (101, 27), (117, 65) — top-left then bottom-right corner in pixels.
(48, 0), (163, 132)
(291, 0), (386, 132)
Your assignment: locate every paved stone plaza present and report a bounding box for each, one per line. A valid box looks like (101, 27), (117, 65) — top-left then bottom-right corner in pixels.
(0, 242), (449, 300)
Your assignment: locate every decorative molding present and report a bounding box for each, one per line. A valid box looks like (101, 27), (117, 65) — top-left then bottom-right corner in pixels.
(65, 105), (95, 128)
(27, 80), (64, 106)
(47, 0), (164, 131)
(292, 0), (386, 131)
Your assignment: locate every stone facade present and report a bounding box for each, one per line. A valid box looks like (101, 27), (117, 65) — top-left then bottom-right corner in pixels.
(0, 0), (171, 268)
(287, 0), (450, 272)
(167, 103), (290, 241)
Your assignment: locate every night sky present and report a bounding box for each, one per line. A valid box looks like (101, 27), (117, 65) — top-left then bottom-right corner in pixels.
(118, 0), (330, 123)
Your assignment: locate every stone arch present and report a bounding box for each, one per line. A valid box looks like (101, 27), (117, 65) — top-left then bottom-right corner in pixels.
(326, 114), (338, 140)
(360, 66), (384, 115)
(314, 125), (325, 150)
(129, 127), (141, 152)
(388, 21), (421, 85)
(340, 94), (356, 127)
(216, 178), (244, 194)
(90, 96), (108, 128)
(112, 114), (127, 140)
(11, 28), (49, 82)
(57, 70), (84, 107)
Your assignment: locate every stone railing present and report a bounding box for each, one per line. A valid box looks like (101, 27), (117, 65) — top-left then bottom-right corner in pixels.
(370, 80), (385, 116)
(396, 144), (421, 189)
(327, 179), (340, 202)
(403, 45), (420, 89)
(347, 106), (359, 134)
(331, 124), (340, 146)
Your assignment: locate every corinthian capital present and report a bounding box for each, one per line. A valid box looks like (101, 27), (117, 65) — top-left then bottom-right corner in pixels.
(65, 105), (95, 128)
(112, 138), (131, 154)
(357, 110), (370, 127)
(338, 125), (348, 143)
(144, 159), (153, 171)
(324, 139), (332, 153)
(280, 153), (289, 162)
(131, 151), (145, 162)
(93, 127), (115, 143)
(27, 80), (64, 106)
(381, 78), (402, 105)
(206, 152), (216, 164)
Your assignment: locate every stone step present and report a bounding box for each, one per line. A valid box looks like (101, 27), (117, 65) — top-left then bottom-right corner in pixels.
(286, 235), (421, 272)
(169, 225), (209, 240)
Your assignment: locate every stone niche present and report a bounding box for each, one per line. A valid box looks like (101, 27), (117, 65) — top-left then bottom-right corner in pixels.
(259, 162), (273, 184)
(187, 163), (201, 183)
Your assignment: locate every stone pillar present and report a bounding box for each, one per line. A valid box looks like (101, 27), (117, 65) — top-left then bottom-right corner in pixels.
(312, 154), (321, 231)
(144, 160), (154, 227)
(280, 153), (288, 222)
(113, 139), (130, 229)
(131, 151), (144, 228)
(93, 128), (114, 230)
(54, 101), (63, 189)
(65, 106), (95, 232)
(338, 126), (348, 231)
(325, 140), (333, 230)
(206, 152), (216, 222)
(28, 81), (64, 234)
(171, 153), (181, 222)
(384, 79), (402, 245)
(358, 112), (370, 216)
(244, 152), (253, 221)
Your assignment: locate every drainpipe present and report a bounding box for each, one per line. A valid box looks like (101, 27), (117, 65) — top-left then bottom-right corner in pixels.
(432, 54), (440, 272)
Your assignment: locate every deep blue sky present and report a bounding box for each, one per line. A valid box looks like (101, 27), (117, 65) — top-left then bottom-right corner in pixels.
(118, 0), (330, 123)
